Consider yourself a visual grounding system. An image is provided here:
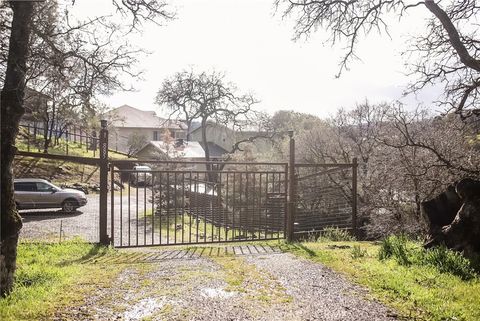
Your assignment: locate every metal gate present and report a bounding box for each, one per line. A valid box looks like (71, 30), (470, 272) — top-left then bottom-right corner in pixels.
(109, 160), (288, 247)
(293, 161), (357, 237)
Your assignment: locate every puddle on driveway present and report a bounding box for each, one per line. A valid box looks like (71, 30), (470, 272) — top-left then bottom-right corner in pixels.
(200, 287), (237, 299)
(123, 297), (166, 320)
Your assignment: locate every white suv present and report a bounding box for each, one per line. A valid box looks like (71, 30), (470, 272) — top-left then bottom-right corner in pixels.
(14, 178), (88, 213)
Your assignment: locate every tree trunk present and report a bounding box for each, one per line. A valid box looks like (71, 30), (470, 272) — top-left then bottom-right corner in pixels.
(186, 119), (192, 141)
(0, 1), (34, 297)
(201, 118), (216, 182)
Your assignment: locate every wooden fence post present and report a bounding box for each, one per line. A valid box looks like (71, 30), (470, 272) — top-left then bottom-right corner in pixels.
(66, 129), (69, 155)
(352, 157), (358, 237)
(27, 123), (30, 152)
(99, 120), (109, 245)
(287, 130), (296, 242)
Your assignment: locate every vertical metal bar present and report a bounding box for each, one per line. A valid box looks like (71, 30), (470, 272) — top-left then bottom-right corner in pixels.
(120, 173), (123, 247)
(217, 172), (222, 242)
(270, 172), (278, 239)
(352, 157), (358, 237)
(203, 172), (207, 243)
(265, 172), (268, 239)
(221, 173), (227, 241)
(128, 177), (131, 246)
(166, 172), (170, 244)
(284, 165), (288, 239)
(256, 172), (260, 239)
(211, 179), (214, 242)
(159, 172), (163, 245)
(195, 175), (199, 243)
(182, 172), (185, 244)
(258, 173), (262, 239)
(174, 172), (178, 244)
(239, 172), (243, 240)
(152, 173), (155, 245)
(144, 172), (147, 245)
(136, 172), (139, 246)
(232, 172), (236, 239)
(189, 171), (192, 243)
(225, 173), (229, 241)
(246, 172), (249, 240)
(287, 131), (296, 242)
(110, 165), (115, 246)
(99, 121), (109, 245)
(277, 172), (280, 240)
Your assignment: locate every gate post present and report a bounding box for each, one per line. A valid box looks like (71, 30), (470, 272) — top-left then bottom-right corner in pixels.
(99, 120), (109, 245)
(352, 157), (358, 237)
(287, 130), (296, 242)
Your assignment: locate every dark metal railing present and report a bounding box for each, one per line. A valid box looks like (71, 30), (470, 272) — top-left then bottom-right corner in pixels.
(18, 123), (99, 156)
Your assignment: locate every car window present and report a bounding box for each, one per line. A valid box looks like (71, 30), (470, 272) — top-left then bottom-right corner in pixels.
(14, 182), (37, 192)
(36, 182), (55, 192)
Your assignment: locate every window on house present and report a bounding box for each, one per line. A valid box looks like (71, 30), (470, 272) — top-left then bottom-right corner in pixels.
(153, 131), (158, 141)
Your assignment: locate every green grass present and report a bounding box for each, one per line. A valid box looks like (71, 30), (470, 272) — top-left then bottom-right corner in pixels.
(378, 235), (477, 280)
(0, 240), (119, 321)
(14, 134), (131, 186)
(143, 209), (282, 244)
(16, 130), (130, 160)
(284, 240), (480, 321)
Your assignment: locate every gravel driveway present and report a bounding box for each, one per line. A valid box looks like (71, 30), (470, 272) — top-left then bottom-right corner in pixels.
(56, 245), (399, 321)
(19, 188), (151, 242)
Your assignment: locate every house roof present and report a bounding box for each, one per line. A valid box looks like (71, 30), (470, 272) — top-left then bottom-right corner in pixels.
(138, 140), (206, 159)
(200, 142), (228, 158)
(105, 105), (187, 130)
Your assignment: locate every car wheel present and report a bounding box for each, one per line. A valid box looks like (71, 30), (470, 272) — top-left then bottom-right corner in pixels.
(62, 199), (78, 213)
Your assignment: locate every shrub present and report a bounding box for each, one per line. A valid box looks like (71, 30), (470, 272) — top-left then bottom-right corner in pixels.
(421, 246), (477, 280)
(378, 235), (478, 280)
(319, 227), (356, 242)
(351, 245), (367, 259)
(378, 235), (412, 266)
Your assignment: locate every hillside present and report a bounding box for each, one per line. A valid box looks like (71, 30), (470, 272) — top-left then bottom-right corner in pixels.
(14, 129), (133, 192)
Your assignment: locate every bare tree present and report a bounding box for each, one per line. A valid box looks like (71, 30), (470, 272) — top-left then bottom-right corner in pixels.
(127, 132), (148, 157)
(156, 70), (259, 178)
(0, 0), (172, 296)
(293, 100), (479, 238)
(275, 0), (480, 116)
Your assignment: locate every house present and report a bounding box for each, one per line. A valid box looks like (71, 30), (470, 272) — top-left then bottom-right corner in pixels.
(104, 105), (187, 153)
(136, 140), (205, 161)
(135, 139), (210, 170)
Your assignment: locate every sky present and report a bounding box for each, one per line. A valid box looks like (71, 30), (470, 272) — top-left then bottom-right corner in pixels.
(73, 0), (439, 119)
